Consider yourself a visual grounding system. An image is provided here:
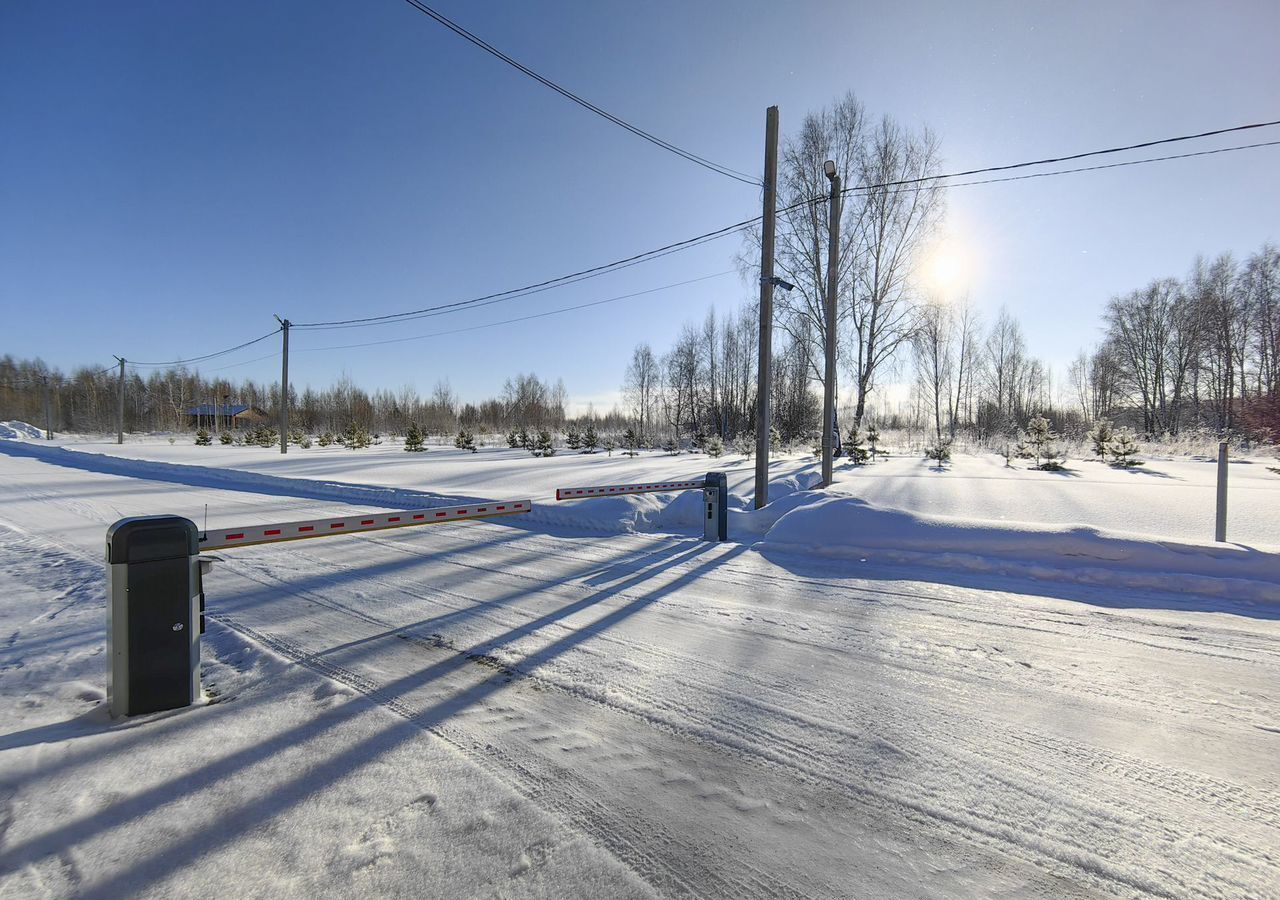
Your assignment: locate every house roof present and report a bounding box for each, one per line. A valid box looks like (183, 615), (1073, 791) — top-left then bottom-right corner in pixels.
(188, 404), (252, 416)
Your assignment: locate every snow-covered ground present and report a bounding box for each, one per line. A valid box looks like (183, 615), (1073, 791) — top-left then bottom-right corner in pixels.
(1, 430), (1278, 897)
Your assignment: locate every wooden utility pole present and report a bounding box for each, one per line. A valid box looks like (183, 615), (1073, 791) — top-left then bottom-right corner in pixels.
(41, 376), (52, 439)
(821, 161), (841, 487)
(754, 106), (779, 510)
(114, 357), (125, 444)
(276, 318), (290, 454)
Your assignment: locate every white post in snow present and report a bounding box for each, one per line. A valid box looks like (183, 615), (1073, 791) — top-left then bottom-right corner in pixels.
(1215, 440), (1228, 543)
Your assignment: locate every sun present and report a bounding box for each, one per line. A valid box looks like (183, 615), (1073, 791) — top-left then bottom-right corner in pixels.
(926, 247), (968, 294)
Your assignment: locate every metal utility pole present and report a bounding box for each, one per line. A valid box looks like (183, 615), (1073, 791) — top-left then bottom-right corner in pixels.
(275, 317), (290, 454)
(41, 376), (52, 439)
(820, 160), (841, 487)
(114, 357), (126, 444)
(754, 105), (779, 510)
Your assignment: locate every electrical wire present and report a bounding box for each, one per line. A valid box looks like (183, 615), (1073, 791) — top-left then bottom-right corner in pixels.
(293, 125), (1280, 332)
(397, 0), (759, 186)
(203, 350), (283, 373)
(127, 328), (283, 368)
(295, 271), (735, 353)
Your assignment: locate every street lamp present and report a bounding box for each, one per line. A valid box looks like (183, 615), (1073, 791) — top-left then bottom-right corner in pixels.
(821, 159), (841, 487)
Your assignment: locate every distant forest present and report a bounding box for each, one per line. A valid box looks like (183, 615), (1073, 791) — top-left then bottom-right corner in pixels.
(2, 241), (1276, 449)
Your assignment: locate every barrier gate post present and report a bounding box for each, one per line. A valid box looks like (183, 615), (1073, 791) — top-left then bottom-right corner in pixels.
(106, 516), (202, 717)
(704, 471), (728, 542)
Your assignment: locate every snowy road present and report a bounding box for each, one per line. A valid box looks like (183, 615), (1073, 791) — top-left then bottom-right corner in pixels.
(1, 447), (1278, 898)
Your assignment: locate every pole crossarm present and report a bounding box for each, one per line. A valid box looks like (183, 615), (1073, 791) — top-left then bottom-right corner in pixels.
(199, 500), (532, 550)
(556, 480), (706, 501)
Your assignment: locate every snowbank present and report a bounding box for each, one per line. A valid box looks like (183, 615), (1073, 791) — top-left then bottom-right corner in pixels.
(0, 421), (42, 440)
(759, 494), (1280, 603)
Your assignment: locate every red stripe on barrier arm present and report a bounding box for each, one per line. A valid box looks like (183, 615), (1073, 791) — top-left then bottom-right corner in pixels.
(264, 529), (281, 536)
(360, 519), (374, 525)
(226, 533), (244, 540)
(299, 526), (314, 532)
(388, 517), (400, 522)
(435, 511), (447, 517)
(330, 523), (344, 529)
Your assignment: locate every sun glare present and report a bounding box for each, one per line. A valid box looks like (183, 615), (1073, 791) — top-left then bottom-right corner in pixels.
(925, 244), (971, 296)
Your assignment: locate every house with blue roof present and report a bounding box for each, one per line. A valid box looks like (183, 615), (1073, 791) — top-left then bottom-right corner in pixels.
(187, 404), (268, 430)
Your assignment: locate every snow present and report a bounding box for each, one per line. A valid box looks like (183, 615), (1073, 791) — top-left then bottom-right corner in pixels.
(1, 434), (1279, 897)
(0, 421), (43, 441)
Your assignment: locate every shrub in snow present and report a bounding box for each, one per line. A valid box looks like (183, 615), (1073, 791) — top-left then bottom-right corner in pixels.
(1109, 429), (1143, 467)
(194, 428), (211, 446)
(582, 423), (599, 453)
(404, 423), (425, 452)
(602, 435), (617, 456)
(770, 424), (782, 453)
(298, 435), (312, 449)
(518, 425), (534, 451)
(1087, 419), (1114, 459)
(250, 425), (279, 448)
(454, 428), (477, 453)
(288, 427), (304, 445)
(661, 437), (678, 456)
(732, 432), (755, 460)
(623, 427), (641, 456)
(219, 430), (233, 445)
(866, 423), (881, 461)
(706, 435), (724, 458)
(1016, 415), (1065, 470)
(692, 427), (708, 452)
(168, 436), (176, 445)
(318, 431), (333, 447)
(506, 429), (520, 449)
(566, 427), (582, 450)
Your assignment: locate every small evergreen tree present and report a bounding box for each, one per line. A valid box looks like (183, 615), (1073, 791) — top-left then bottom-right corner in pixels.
(769, 424), (782, 453)
(518, 425), (533, 451)
(706, 435), (724, 458)
(661, 437), (678, 455)
(506, 429), (520, 449)
(194, 428), (212, 446)
(318, 431), (333, 447)
(298, 435), (312, 449)
(844, 426), (869, 464)
(404, 422), (425, 452)
(623, 427), (640, 457)
(583, 423), (599, 453)
(454, 428), (477, 453)
(566, 427), (582, 450)
(288, 427), (304, 445)
(1108, 428), (1142, 467)
(342, 421), (370, 449)
(1087, 419), (1114, 459)
(256, 426), (279, 448)
(219, 430), (233, 445)
(924, 438), (952, 464)
(866, 423), (881, 462)
(732, 432), (755, 461)
(1018, 415), (1066, 470)
(692, 426), (709, 452)
(602, 435), (617, 456)
(531, 429), (555, 457)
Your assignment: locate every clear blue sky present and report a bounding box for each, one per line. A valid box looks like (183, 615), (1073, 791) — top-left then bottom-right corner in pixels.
(3, 1), (1278, 412)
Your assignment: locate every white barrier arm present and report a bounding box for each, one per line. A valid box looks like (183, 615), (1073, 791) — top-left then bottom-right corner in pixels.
(199, 500), (532, 551)
(556, 479), (706, 501)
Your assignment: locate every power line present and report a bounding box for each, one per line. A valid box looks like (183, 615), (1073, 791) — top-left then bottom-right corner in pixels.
(296, 271), (735, 353)
(293, 124), (1280, 333)
(127, 328), (282, 368)
(397, 0), (759, 186)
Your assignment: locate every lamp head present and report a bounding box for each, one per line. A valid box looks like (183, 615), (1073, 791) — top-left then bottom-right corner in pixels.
(823, 160), (837, 181)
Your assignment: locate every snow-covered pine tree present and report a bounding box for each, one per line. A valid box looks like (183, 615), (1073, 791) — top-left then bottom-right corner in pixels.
(219, 430), (233, 445)
(583, 423), (599, 453)
(1019, 415), (1066, 470)
(342, 422), (369, 449)
(455, 428), (477, 453)
(1108, 428), (1141, 467)
(623, 427), (640, 457)
(566, 427), (582, 450)
(693, 426), (708, 452)
(924, 438), (952, 464)
(706, 435), (724, 458)
(518, 425), (533, 451)
(194, 428), (211, 446)
(732, 432), (755, 460)
(661, 437), (677, 455)
(288, 427), (304, 445)
(531, 429), (555, 457)
(602, 435), (617, 456)
(1087, 419), (1114, 459)
(318, 431), (333, 447)
(506, 429), (520, 449)
(866, 423), (880, 462)
(769, 424), (782, 453)
(404, 423), (425, 452)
